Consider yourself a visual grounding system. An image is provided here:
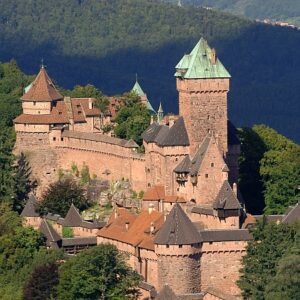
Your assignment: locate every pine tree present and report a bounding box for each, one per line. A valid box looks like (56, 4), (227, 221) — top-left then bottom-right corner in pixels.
(12, 152), (37, 213)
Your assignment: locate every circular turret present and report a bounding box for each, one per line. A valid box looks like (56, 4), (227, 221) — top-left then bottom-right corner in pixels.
(154, 203), (202, 294)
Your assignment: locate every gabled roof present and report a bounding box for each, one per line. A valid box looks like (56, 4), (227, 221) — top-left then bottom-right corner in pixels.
(174, 155), (192, 173)
(63, 204), (83, 226)
(142, 122), (162, 143)
(159, 117), (189, 147)
(155, 203), (202, 245)
(21, 195), (39, 217)
(21, 67), (63, 102)
(213, 181), (241, 210)
(143, 185), (165, 201)
(155, 285), (178, 300)
(190, 135), (211, 176)
(39, 219), (61, 243)
(282, 202), (300, 224)
(124, 139), (139, 148)
(175, 38), (231, 79)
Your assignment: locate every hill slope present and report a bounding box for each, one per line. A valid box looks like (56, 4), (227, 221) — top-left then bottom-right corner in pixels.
(169, 0), (300, 26)
(0, 0), (300, 143)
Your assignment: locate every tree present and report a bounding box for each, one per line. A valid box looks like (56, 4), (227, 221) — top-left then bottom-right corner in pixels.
(23, 261), (60, 300)
(40, 178), (89, 217)
(57, 244), (141, 300)
(114, 92), (150, 145)
(12, 152), (37, 213)
(238, 219), (300, 299)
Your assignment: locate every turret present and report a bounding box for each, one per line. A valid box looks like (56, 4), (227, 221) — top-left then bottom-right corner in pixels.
(154, 203), (202, 294)
(175, 38), (231, 155)
(157, 102), (164, 124)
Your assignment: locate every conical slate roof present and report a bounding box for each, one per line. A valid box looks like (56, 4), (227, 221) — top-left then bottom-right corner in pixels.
(21, 67), (63, 102)
(21, 195), (39, 217)
(39, 219), (61, 243)
(131, 80), (146, 97)
(175, 38), (230, 79)
(155, 203), (202, 245)
(213, 181), (241, 210)
(63, 204), (82, 227)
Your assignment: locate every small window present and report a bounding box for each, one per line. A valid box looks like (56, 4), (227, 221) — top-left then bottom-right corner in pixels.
(78, 111), (82, 114)
(205, 174), (208, 178)
(53, 137), (56, 141)
(177, 188), (179, 191)
(166, 245), (169, 248)
(33, 101), (36, 106)
(59, 111), (62, 115)
(209, 241), (213, 245)
(76, 104), (80, 108)
(148, 183), (151, 187)
(211, 163), (214, 167)
(175, 157), (178, 161)
(38, 111), (40, 114)
(61, 138), (64, 141)
(179, 245), (183, 248)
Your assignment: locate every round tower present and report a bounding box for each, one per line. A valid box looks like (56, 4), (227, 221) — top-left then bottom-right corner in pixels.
(154, 203), (202, 294)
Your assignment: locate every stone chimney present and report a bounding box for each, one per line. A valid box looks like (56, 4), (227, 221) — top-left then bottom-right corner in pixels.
(233, 182), (237, 196)
(88, 98), (93, 109)
(148, 203), (154, 214)
(211, 48), (217, 64)
(150, 222), (155, 234)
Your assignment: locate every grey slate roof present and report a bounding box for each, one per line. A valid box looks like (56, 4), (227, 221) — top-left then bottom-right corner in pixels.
(213, 181), (241, 210)
(159, 117), (189, 147)
(174, 155), (192, 173)
(21, 195), (39, 217)
(228, 121), (240, 146)
(191, 206), (214, 216)
(190, 135), (211, 176)
(39, 219), (61, 245)
(142, 117), (189, 147)
(204, 287), (237, 300)
(200, 229), (252, 242)
(142, 122), (162, 142)
(63, 204), (83, 227)
(155, 203), (203, 245)
(62, 237), (97, 246)
(282, 202), (300, 224)
(155, 285), (178, 300)
(124, 139), (139, 148)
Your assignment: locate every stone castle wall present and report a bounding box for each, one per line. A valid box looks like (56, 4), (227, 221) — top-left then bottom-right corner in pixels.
(201, 241), (246, 296)
(177, 78), (229, 155)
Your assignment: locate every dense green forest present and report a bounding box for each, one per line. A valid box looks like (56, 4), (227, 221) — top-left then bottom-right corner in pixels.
(168, 0), (300, 26)
(0, 0), (300, 143)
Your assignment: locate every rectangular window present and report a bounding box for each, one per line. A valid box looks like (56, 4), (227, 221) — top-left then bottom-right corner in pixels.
(53, 137), (56, 141)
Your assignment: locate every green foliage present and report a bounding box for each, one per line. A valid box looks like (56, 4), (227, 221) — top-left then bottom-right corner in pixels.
(238, 219), (300, 300)
(80, 163), (91, 184)
(40, 178), (89, 217)
(114, 92), (150, 145)
(23, 261), (60, 300)
(57, 244), (141, 300)
(12, 152), (37, 213)
(70, 161), (79, 177)
(238, 125), (300, 214)
(62, 226), (73, 238)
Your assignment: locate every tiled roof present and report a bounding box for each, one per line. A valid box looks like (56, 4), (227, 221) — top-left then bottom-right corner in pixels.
(191, 206), (214, 216)
(142, 122), (162, 143)
(63, 204), (82, 226)
(21, 67), (63, 102)
(164, 195), (186, 203)
(143, 185), (165, 201)
(39, 219), (61, 243)
(159, 117), (189, 147)
(14, 100), (69, 124)
(174, 155), (191, 173)
(204, 287), (237, 300)
(175, 38), (230, 79)
(190, 135), (211, 176)
(62, 130), (135, 148)
(21, 195), (39, 217)
(282, 202), (300, 224)
(213, 181), (241, 210)
(200, 229), (252, 242)
(155, 203), (202, 245)
(98, 208), (164, 250)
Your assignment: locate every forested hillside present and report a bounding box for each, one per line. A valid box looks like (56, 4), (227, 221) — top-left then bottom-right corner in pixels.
(169, 0), (300, 26)
(1, 0), (300, 143)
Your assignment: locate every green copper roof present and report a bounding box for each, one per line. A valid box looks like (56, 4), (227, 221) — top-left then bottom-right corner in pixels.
(131, 80), (146, 97)
(175, 38), (231, 79)
(147, 100), (156, 114)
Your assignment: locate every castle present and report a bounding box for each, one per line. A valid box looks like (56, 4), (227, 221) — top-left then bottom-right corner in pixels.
(17, 38), (266, 299)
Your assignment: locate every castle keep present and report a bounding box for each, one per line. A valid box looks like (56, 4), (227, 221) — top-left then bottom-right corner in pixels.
(16, 38), (263, 299)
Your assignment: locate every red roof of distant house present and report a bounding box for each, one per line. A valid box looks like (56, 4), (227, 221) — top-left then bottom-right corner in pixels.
(21, 67), (63, 102)
(143, 185), (186, 203)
